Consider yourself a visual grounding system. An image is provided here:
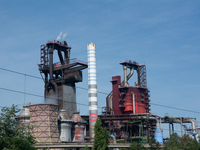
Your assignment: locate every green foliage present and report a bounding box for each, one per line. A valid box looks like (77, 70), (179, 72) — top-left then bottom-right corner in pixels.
(103, 127), (109, 147)
(0, 104), (36, 150)
(163, 133), (181, 150)
(84, 145), (90, 150)
(148, 138), (160, 150)
(93, 118), (109, 150)
(129, 141), (146, 150)
(180, 134), (199, 150)
(164, 133), (200, 150)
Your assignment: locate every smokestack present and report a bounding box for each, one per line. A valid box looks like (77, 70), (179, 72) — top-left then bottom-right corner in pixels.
(87, 43), (98, 142)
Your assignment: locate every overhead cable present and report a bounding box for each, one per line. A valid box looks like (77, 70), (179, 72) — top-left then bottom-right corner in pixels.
(0, 67), (200, 114)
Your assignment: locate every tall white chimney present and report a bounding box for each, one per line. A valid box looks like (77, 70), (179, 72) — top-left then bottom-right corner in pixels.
(87, 43), (98, 141)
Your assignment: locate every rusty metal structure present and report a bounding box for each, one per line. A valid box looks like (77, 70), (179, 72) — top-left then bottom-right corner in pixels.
(105, 60), (150, 115)
(14, 38), (199, 146)
(82, 60), (156, 142)
(38, 40), (88, 117)
(82, 114), (157, 142)
(71, 112), (87, 142)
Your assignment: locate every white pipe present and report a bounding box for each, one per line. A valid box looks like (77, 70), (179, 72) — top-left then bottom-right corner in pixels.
(188, 120), (196, 132)
(160, 118), (162, 130)
(122, 67), (134, 87)
(127, 68), (134, 81)
(110, 135), (119, 150)
(131, 91), (135, 114)
(123, 66), (128, 87)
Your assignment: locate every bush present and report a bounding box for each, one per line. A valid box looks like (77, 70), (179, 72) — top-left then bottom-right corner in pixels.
(164, 133), (200, 150)
(84, 145), (90, 150)
(129, 141), (146, 150)
(0, 104), (36, 150)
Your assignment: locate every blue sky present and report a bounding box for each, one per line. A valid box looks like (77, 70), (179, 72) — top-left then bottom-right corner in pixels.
(0, 0), (200, 137)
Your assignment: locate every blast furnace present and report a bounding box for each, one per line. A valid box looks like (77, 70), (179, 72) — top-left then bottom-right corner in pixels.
(105, 60), (150, 115)
(38, 40), (88, 117)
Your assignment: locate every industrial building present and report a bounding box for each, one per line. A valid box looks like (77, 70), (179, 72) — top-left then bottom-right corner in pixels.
(16, 40), (199, 149)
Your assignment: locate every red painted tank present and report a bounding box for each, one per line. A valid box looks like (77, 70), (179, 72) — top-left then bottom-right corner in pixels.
(123, 93), (133, 112)
(73, 124), (85, 142)
(71, 112), (86, 142)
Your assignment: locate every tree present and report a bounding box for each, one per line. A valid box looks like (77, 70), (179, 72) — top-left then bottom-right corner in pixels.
(0, 104), (36, 150)
(84, 145), (90, 150)
(93, 118), (109, 150)
(129, 141), (146, 150)
(164, 133), (200, 150)
(148, 138), (160, 150)
(180, 134), (199, 150)
(163, 133), (181, 150)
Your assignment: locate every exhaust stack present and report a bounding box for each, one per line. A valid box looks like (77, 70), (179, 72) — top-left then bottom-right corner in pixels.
(87, 43), (98, 141)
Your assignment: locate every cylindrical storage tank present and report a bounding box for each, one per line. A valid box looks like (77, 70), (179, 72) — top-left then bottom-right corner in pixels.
(29, 104), (61, 144)
(123, 93), (133, 113)
(73, 124), (85, 142)
(154, 126), (163, 144)
(87, 43), (98, 142)
(60, 121), (72, 142)
(71, 112), (86, 142)
(16, 105), (30, 127)
(58, 109), (73, 142)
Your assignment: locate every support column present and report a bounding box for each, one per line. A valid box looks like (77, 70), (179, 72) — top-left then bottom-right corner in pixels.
(180, 117), (183, 136)
(49, 48), (53, 80)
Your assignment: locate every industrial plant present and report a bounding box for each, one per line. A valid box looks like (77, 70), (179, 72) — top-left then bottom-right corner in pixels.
(16, 40), (200, 149)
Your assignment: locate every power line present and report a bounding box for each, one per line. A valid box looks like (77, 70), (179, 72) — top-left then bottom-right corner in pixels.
(1, 83), (200, 115)
(150, 103), (200, 114)
(0, 67), (41, 79)
(0, 87), (98, 108)
(0, 67), (200, 114)
(76, 86), (200, 114)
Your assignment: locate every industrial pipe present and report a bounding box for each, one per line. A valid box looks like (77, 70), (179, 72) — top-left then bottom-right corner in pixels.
(57, 50), (64, 65)
(123, 66), (128, 87)
(49, 49), (53, 80)
(131, 91), (135, 114)
(188, 119), (196, 132)
(182, 118), (196, 132)
(127, 68), (134, 81)
(110, 135), (119, 150)
(122, 67), (134, 87)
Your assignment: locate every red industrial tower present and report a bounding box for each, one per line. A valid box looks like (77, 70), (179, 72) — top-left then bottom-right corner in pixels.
(105, 60), (150, 115)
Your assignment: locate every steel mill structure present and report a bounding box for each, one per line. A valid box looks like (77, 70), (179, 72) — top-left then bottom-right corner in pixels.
(87, 43), (98, 141)
(38, 40), (88, 117)
(106, 61), (150, 115)
(16, 40), (89, 148)
(82, 60), (157, 143)
(15, 40), (200, 149)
